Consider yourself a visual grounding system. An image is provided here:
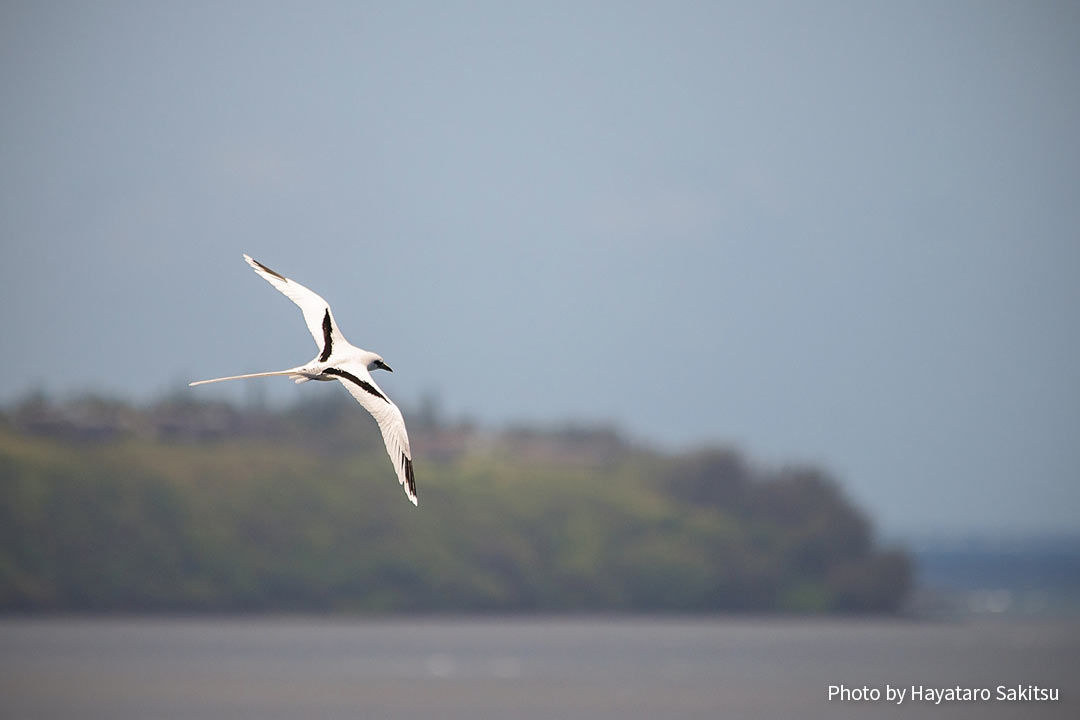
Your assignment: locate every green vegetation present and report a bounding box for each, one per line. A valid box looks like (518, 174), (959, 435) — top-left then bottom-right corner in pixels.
(0, 395), (911, 614)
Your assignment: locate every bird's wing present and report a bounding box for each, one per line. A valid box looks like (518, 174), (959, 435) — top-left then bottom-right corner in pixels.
(243, 254), (347, 360)
(326, 362), (418, 506)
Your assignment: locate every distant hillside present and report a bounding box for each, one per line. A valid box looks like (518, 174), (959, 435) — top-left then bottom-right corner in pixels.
(0, 395), (911, 614)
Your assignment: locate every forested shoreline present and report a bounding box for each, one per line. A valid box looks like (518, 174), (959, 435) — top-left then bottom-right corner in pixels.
(0, 394), (911, 614)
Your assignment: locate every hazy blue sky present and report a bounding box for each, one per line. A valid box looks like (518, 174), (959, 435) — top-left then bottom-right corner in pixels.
(2, 1), (1078, 536)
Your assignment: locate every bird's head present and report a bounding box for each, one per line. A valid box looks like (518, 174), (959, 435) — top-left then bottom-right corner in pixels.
(363, 352), (393, 373)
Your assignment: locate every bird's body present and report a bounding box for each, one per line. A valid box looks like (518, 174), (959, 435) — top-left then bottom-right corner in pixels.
(190, 255), (417, 506)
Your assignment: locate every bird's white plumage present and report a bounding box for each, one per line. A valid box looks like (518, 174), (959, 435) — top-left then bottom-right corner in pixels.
(190, 255), (418, 506)
(242, 254), (347, 352)
(329, 361), (416, 505)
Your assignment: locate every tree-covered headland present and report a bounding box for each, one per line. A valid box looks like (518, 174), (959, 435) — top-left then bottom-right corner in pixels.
(0, 393), (910, 613)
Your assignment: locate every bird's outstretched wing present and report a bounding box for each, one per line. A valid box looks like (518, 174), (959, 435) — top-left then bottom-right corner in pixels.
(243, 254), (346, 361)
(326, 362), (417, 506)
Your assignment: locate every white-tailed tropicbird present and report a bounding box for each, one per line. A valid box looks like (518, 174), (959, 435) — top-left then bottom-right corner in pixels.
(190, 254), (418, 506)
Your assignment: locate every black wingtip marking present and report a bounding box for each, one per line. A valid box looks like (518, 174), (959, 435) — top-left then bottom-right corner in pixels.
(318, 309), (333, 362)
(403, 454), (417, 501)
(251, 257), (288, 282)
(323, 367), (388, 403)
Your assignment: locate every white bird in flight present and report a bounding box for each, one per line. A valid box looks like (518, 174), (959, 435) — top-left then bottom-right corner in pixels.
(190, 254), (418, 506)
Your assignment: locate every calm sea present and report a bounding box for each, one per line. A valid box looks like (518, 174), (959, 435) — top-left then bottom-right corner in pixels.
(1, 617), (1076, 719)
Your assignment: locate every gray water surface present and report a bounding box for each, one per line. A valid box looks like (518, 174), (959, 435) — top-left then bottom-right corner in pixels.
(2, 617), (1076, 719)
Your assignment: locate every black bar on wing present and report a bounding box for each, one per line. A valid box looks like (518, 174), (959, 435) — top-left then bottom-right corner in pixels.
(403, 454), (417, 500)
(319, 309), (333, 361)
(323, 367), (388, 402)
(251, 257), (287, 282)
